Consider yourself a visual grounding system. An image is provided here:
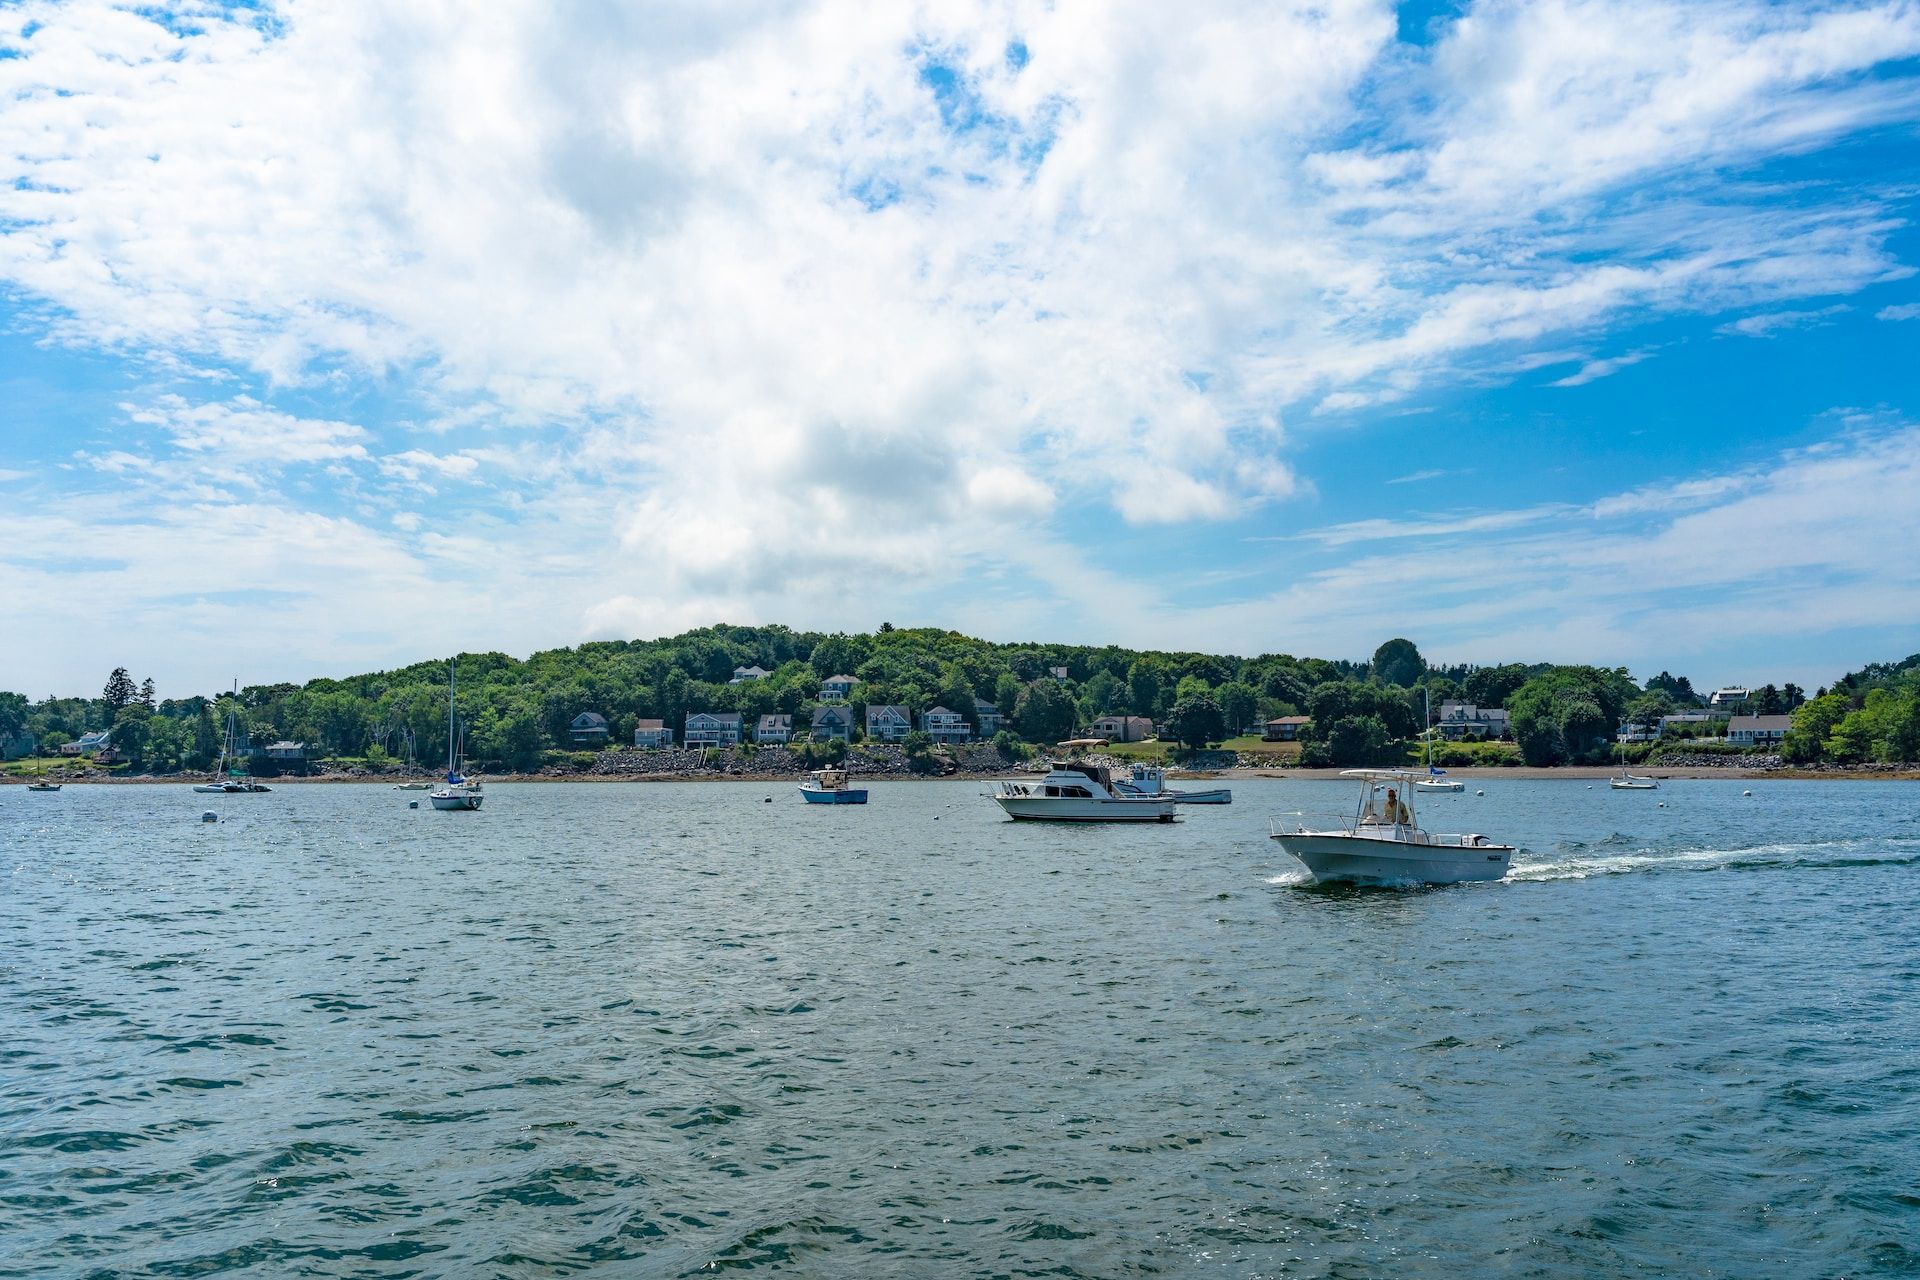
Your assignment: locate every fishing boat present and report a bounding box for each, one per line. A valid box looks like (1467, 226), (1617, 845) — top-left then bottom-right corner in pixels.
(1114, 763), (1232, 804)
(1610, 765), (1659, 790)
(1270, 768), (1513, 885)
(1414, 690), (1464, 792)
(798, 768), (867, 804)
(193, 688), (272, 793)
(990, 760), (1177, 822)
(429, 659), (484, 812)
(26, 781), (61, 792)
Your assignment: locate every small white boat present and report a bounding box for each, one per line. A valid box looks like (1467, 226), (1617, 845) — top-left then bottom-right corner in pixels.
(428, 658), (483, 812)
(991, 760), (1177, 822)
(1270, 768), (1513, 886)
(26, 781), (61, 792)
(799, 768), (867, 804)
(1114, 764), (1232, 804)
(395, 781), (431, 791)
(1610, 766), (1659, 790)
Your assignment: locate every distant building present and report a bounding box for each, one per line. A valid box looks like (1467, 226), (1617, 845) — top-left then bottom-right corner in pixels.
(1708, 686), (1752, 707)
(1726, 714), (1792, 747)
(684, 712), (743, 748)
(1658, 712), (1724, 736)
(974, 699), (1004, 737)
(60, 730), (113, 756)
(866, 704), (912, 743)
(1048, 666), (1071, 681)
(1436, 702), (1510, 741)
(819, 674), (857, 702)
(755, 713), (794, 745)
(920, 706), (972, 744)
(811, 705), (855, 742)
(569, 712), (610, 746)
(1616, 722), (1657, 744)
(632, 719), (673, 749)
(1263, 715), (1312, 742)
(729, 665), (770, 684)
(1089, 713), (1152, 743)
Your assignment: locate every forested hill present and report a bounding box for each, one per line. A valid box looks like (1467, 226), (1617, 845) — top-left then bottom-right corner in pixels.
(2, 626), (1913, 774)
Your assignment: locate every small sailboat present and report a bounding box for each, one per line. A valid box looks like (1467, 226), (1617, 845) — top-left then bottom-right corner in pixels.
(193, 683), (271, 793)
(1610, 765), (1659, 790)
(1414, 689), (1464, 792)
(429, 659), (483, 811)
(26, 781), (61, 792)
(394, 728), (430, 789)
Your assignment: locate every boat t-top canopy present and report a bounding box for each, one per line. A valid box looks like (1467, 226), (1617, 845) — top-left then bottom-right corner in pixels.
(1339, 768), (1423, 781)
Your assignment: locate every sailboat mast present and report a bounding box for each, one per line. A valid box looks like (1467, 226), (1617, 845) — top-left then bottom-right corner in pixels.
(447, 658), (457, 778)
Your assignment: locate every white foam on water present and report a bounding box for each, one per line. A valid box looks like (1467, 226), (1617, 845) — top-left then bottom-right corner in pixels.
(1511, 836), (1920, 882)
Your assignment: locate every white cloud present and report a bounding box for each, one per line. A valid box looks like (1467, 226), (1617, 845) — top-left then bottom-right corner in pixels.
(1549, 347), (1657, 387)
(1717, 305), (1851, 338)
(1877, 302), (1920, 321)
(121, 395), (369, 465)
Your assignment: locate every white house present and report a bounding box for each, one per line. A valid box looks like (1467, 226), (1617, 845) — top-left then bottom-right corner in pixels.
(1616, 722), (1657, 744)
(729, 665), (770, 684)
(920, 706), (971, 744)
(1708, 686), (1752, 707)
(632, 719), (673, 749)
(811, 705), (854, 742)
(866, 704), (912, 742)
(1726, 714), (1792, 747)
(60, 730), (113, 756)
(819, 674), (857, 702)
(684, 712), (743, 747)
(1436, 702), (1511, 740)
(755, 713), (793, 745)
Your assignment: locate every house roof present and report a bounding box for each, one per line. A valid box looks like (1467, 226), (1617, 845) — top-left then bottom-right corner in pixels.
(1266, 715), (1312, 725)
(1728, 714), (1793, 731)
(866, 704), (909, 721)
(974, 699), (999, 712)
(732, 665), (770, 678)
(686, 711), (743, 726)
(823, 673), (857, 684)
(812, 705), (853, 724)
(572, 712), (608, 728)
(924, 705), (959, 716)
(758, 714), (793, 730)
(634, 719), (665, 730)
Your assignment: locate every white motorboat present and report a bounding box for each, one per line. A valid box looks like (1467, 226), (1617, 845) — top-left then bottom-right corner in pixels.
(991, 760), (1176, 822)
(428, 658), (483, 812)
(1610, 766), (1659, 790)
(1114, 763), (1232, 804)
(1414, 689), (1464, 792)
(1270, 768), (1513, 885)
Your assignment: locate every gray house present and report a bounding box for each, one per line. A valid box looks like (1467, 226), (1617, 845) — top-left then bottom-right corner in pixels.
(685, 712), (743, 748)
(920, 706), (971, 744)
(866, 704), (911, 742)
(569, 712), (611, 746)
(811, 704), (855, 742)
(756, 713), (794, 745)
(632, 719), (673, 748)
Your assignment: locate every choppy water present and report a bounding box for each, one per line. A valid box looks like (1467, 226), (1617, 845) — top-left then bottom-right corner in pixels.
(3, 778), (1917, 1277)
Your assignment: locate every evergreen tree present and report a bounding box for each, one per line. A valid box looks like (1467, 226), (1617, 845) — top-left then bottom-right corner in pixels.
(138, 676), (157, 713)
(103, 667), (137, 723)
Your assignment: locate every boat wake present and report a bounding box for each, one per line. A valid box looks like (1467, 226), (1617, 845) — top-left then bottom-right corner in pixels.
(1511, 836), (1920, 882)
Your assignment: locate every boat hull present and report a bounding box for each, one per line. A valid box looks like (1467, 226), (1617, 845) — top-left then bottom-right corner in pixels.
(430, 790), (483, 811)
(799, 785), (867, 804)
(1610, 780), (1658, 790)
(995, 794), (1176, 822)
(1273, 832), (1512, 885)
(1414, 780), (1464, 793)
(1170, 788), (1232, 804)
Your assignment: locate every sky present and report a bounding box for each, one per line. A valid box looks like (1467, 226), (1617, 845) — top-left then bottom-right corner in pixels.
(2, 0), (1919, 700)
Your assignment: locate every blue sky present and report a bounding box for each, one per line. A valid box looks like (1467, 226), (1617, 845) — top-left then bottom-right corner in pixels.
(2, 0), (1919, 699)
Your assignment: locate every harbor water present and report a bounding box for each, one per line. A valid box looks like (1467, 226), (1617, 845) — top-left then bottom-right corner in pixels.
(3, 779), (1916, 1276)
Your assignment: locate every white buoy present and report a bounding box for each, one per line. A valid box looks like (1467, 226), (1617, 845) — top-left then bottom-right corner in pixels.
(1475, 789), (1485, 796)
(1743, 789), (1752, 797)
(1658, 801), (1666, 808)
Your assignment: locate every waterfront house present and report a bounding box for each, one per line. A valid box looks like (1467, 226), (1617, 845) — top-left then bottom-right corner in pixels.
(685, 712), (743, 748)
(60, 730), (113, 756)
(1089, 713), (1152, 743)
(632, 719), (673, 749)
(819, 674), (857, 702)
(261, 741), (308, 762)
(866, 704), (912, 742)
(1262, 715), (1312, 742)
(1658, 711), (1724, 737)
(812, 705), (855, 742)
(755, 713), (794, 745)
(974, 699), (1004, 737)
(1616, 722), (1657, 744)
(569, 712), (611, 746)
(1436, 702), (1511, 741)
(729, 665), (770, 684)
(920, 706), (971, 744)
(1726, 714), (1792, 747)
(1708, 686), (1752, 707)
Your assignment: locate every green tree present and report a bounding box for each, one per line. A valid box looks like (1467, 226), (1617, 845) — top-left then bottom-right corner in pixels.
(1782, 693), (1848, 763)
(1164, 696), (1225, 749)
(111, 704), (151, 766)
(1126, 658), (1166, 718)
(1371, 638), (1425, 689)
(1216, 681), (1257, 735)
(1014, 680), (1076, 745)
(103, 667), (137, 723)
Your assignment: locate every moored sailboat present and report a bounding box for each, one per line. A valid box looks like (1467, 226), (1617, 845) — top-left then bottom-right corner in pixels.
(429, 659), (483, 811)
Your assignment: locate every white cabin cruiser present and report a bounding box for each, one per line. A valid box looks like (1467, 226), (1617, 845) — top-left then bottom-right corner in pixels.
(1270, 769), (1512, 885)
(992, 760), (1177, 822)
(1114, 764), (1232, 805)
